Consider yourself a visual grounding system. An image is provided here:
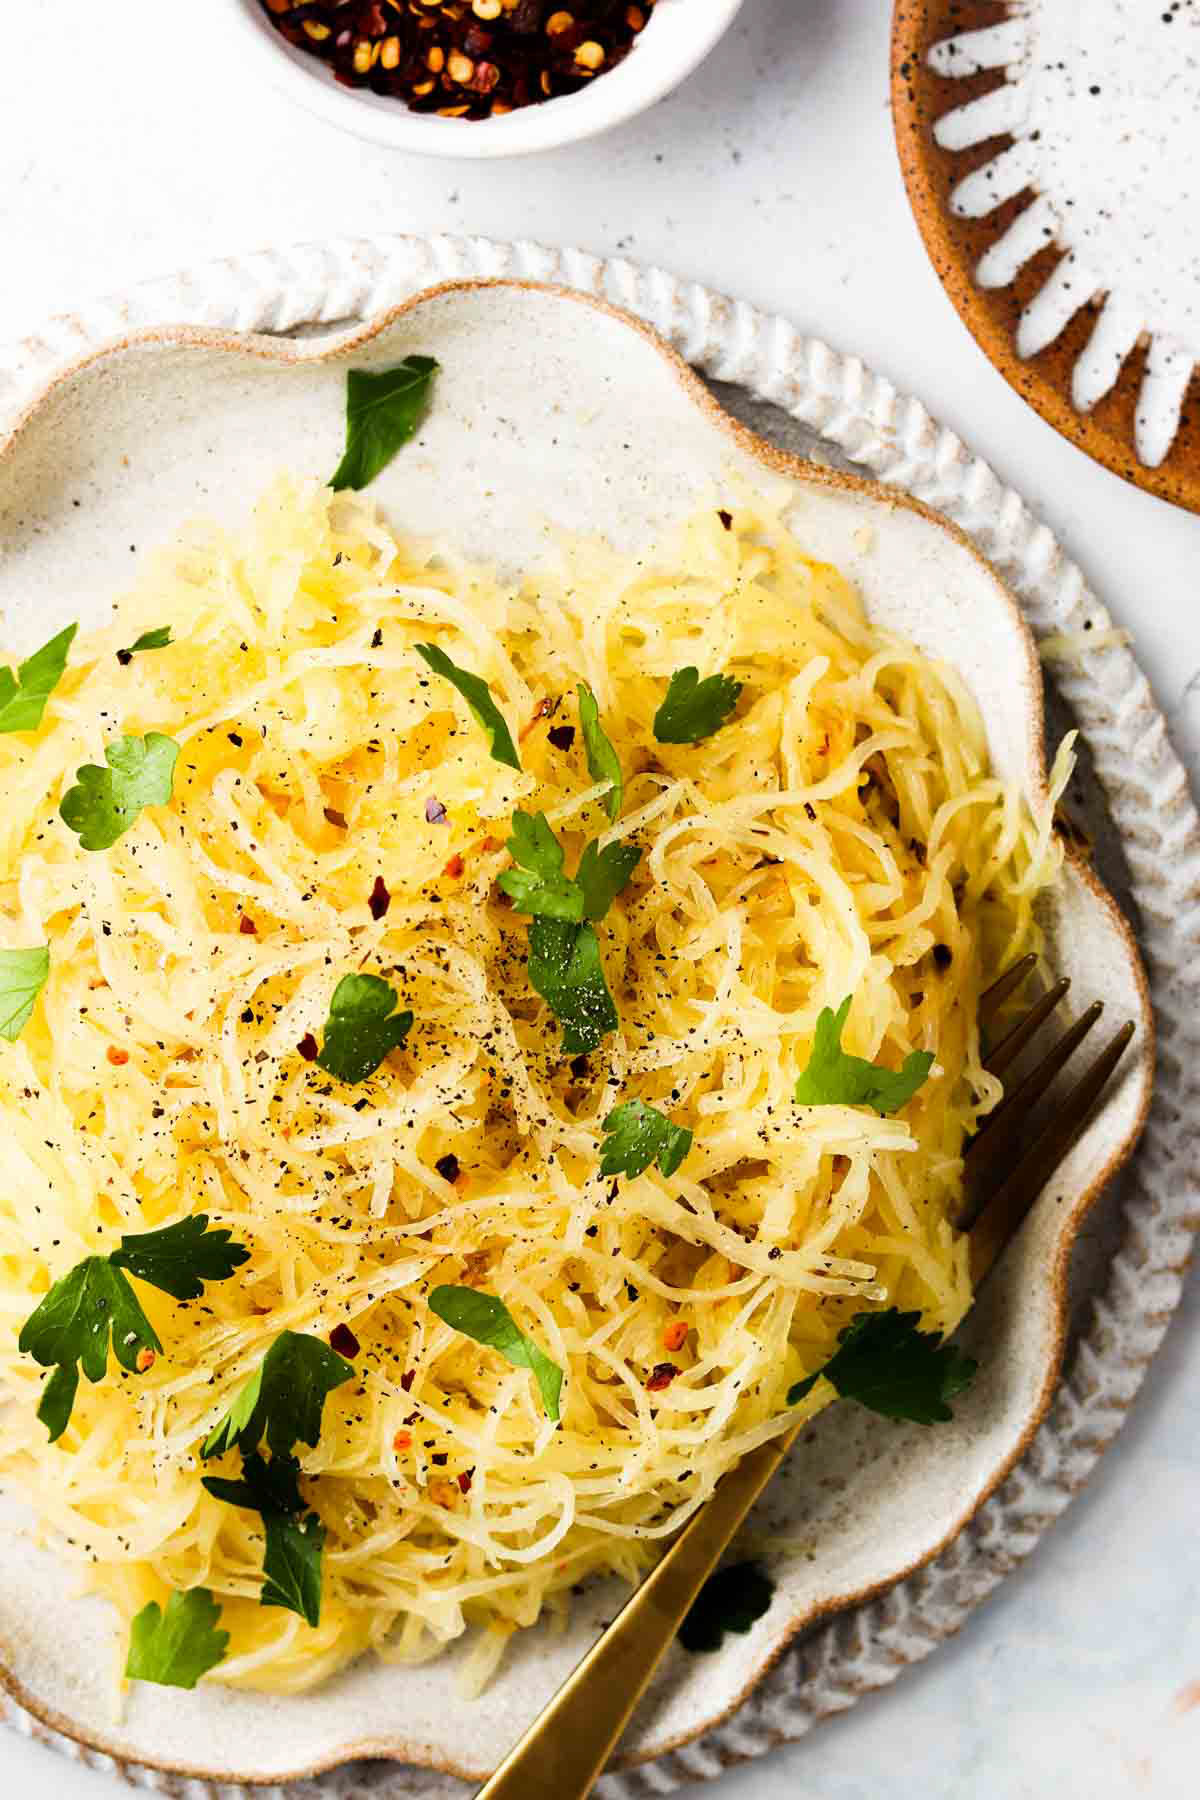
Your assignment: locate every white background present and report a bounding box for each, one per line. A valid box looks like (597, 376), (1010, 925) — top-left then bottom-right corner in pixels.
(1, 1), (1199, 1795)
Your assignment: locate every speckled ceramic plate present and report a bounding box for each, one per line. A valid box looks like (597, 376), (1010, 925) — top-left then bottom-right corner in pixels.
(892, 0), (1200, 513)
(0, 242), (1191, 1800)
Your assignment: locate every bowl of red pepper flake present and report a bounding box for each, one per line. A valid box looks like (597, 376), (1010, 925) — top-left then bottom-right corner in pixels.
(223, 0), (745, 156)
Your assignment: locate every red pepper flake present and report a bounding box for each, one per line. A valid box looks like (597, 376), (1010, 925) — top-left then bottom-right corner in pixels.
(443, 853), (464, 880)
(519, 696), (558, 742)
(717, 509), (733, 531)
(400, 1370), (416, 1393)
(323, 806), (348, 829)
(425, 796), (449, 825)
(547, 724), (576, 751)
(239, 915), (258, 935)
(478, 835), (503, 854)
(258, 1), (661, 123)
(663, 1320), (689, 1353)
(136, 1348), (156, 1373)
(297, 1032), (320, 1062)
(369, 876), (391, 920)
(646, 1362), (679, 1392)
(106, 1046), (130, 1066)
(393, 1428), (413, 1452)
(457, 1469), (474, 1495)
(453, 1171), (471, 1194)
(329, 1323), (359, 1359)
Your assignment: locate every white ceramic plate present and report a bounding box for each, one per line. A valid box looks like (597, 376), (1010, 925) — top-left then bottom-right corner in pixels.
(0, 280), (1155, 1789)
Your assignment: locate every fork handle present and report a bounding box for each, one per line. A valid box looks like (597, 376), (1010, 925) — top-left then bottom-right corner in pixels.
(474, 1420), (801, 1800)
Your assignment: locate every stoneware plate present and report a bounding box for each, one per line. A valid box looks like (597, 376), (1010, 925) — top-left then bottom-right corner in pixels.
(0, 277), (1155, 1791)
(892, 0), (1200, 514)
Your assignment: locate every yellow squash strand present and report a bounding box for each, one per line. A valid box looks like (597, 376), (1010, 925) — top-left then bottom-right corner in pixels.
(0, 478), (1068, 1693)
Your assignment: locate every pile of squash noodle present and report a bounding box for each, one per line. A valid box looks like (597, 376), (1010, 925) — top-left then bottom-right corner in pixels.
(0, 476), (1069, 1696)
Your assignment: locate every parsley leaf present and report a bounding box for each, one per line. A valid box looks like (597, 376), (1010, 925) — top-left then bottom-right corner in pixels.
(203, 1446), (308, 1514)
(125, 1588), (229, 1689)
(576, 838), (641, 922)
(329, 357), (439, 492)
(262, 1508), (326, 1627)
(19, 1257), (160, 1443)
(315, 973), (413, 1085)
(203, 1451), (326, 1628)
(577, 682), (623, 822)
(653, 667), (742, 745)
(118, 626), (173, 664)
(678, 1561), (774, 1653)
(499, 811), (585, 922)
(414, 641), (520, 771)
(109, 1214), (251, 1301)
(19, 1216), (250, 1441)
(430, 1286), (562, 1422)
(37, 1363), (79, 1442)
(0, 623), (77, 734)
(202, 1329), (355, 1461)
(793, 997), (933, 1116)
(59, 732), (179, 852)
(20, 1258), (160, 1384)
(600, 1098), (693, 1180)
(527, 917), (617, 1056)
(786, 1309), (978, 1424)
(500, 812), (639, 927)
(0, 945), (49, 1041)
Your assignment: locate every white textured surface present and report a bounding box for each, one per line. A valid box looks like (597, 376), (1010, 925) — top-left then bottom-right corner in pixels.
(0, 3), (1198, 1797)
(932, 0), (1200, 467)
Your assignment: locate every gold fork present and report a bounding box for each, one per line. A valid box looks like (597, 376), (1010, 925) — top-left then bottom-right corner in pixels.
(474, 959), (1135, 1800)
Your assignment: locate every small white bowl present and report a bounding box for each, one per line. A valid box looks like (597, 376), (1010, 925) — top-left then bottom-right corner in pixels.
(220, 0), (745, 158)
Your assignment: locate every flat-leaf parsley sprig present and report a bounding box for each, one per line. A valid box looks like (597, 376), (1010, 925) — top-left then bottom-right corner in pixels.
(793, 996), (933, 1116)
(126, 1588), (229, 1689)
(330, 357), (439, 493)
(499, 808), (640, 1057)
(787, 1308), (977, 1424)
(576, 681), (623, 822)
(0, 623), (77, 735)
(116, 625), (173, 665)
(201, 1332), (355, 1628)
(430, 1287), (563, 1422)
(599, 1099), (693, 1180)
(59, 732), (180, 852)
(202, 1330), (356, 1461)
(653, 666), (742, 745)
(19, 1215), (251, 1441)
(499, 810), (640, 926)
(414, 641), (521, 772)
(0, 944), (50, 1042)
(313, 973), (413, 1086)
(203, 1451), (328, 1628)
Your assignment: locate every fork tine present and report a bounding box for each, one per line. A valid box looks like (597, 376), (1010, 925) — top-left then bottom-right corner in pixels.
(963, 999), (1106, 1211)
(968, 1021), (1136, 1287)
(979, 952), (1037, 1022)
(984, 976), (1071, 1075)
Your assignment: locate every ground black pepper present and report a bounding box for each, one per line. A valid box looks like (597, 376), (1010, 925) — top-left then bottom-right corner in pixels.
(258, 0), (658, 120)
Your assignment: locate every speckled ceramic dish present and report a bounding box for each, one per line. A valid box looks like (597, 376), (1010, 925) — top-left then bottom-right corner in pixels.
(0, 278), (1154, 1790)
(892, 0), (1200, 513)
